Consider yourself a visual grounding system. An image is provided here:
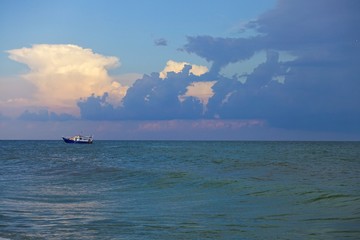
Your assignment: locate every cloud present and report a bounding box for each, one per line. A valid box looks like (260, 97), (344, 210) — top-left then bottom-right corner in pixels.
(179, 0), (360, 132)
(248, 0), (360, 52)
(154, 38), (168, 46)
(6, 1), (359, 136)
(78, 63), (214, 120)
(178, 81), (216, 112)
(184, 1), (360, 73)
(0, 75), (38, 117)
(159, 60), (209, 79)
(7, 44), (128, 115)
(112, 73), (143, 87)
(188, 119), (264, 130)
(136, 119), (264, 133)
(183, 36), (261, 74)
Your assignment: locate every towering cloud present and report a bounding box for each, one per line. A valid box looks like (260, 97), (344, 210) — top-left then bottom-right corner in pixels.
(7, 44), (128, 115)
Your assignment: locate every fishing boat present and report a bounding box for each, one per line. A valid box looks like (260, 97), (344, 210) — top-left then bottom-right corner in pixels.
(62, 135), (93, 144)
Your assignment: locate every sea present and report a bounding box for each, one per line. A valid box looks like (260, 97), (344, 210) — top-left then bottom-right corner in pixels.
(0, 141), (359, 240)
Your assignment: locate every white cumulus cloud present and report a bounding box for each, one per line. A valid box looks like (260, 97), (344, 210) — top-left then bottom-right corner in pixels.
(179, 81), (216, 112)
(159, 60), (208, 79)
(6, 44), (128, 115)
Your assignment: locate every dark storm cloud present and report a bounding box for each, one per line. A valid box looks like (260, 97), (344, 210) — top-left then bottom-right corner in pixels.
(184, 0), (360, 72)
(184, 0), (360, 132)
(251, 0), (360, 51)
(183, 36), (260, 74)
(77, 93), (116, 120)
(78, 68), (205, 120)
(78, 0), (360, 133)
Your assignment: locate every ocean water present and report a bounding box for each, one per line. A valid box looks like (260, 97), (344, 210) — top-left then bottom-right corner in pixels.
(0, 141), (359, 240)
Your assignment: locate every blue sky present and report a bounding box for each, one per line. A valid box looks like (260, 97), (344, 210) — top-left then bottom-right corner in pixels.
(0, 0), (359, 140)
(0, 0), (274, 75)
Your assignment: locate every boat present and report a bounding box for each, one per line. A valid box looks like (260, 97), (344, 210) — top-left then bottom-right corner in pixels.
(62, 135), (93, 144)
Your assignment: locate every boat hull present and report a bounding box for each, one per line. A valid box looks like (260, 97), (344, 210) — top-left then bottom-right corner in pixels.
(62, 137), (93, 144)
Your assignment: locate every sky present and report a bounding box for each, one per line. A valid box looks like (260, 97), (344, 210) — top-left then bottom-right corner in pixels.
(0, 0), (359, 140)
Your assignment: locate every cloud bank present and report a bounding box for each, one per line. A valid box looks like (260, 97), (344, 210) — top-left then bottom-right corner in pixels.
(77, 0), (360, 133)
(4, 1), (360, 135)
